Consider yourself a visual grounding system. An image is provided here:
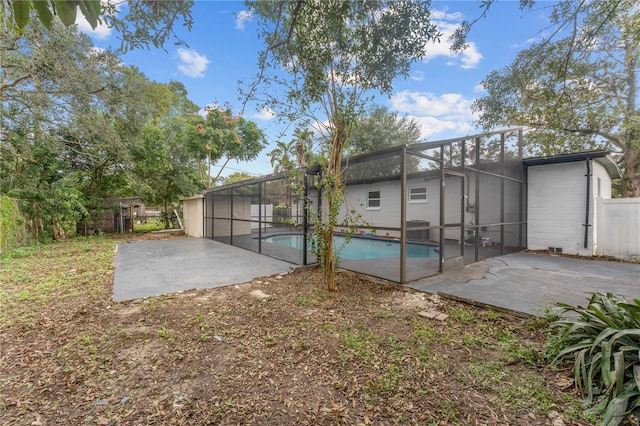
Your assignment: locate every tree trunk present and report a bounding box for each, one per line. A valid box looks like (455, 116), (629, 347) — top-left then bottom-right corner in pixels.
(52, 220), (65, 240)
(622, 148), (640, 197)
(323, 125), (347, 292)
(163, 198), (170, 229)
(324, 226), (336, 291)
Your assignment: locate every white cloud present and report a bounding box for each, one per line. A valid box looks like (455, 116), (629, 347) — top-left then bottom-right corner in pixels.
(177, 48), (210, 78)
(88, 46), (106, 55)
(253, 107), (276, 121)
(410, 70), (425, 82)
(430, 9), (464, 22)
(76, 13), (112, 40)
(459, 46), (483, 69)
(422, 8), (483, 69)
(235, 10), (253, 30)
(390, 90), (478, 139)
(411, 116), (475, 139)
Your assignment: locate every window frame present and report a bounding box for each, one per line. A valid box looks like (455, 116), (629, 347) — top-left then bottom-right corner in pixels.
(408, 186), (428, 204)
(366, 189), (381, 210)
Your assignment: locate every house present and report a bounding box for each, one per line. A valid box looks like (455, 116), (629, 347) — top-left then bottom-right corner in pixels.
(185, 128), (632, 283)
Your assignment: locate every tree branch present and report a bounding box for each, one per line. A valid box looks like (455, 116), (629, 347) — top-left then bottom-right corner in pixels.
(561, 127), (622, 148)
(0, 73), (34, 97)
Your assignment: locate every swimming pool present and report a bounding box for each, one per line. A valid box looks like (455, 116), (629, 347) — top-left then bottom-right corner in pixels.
(261, 234), (438, 260)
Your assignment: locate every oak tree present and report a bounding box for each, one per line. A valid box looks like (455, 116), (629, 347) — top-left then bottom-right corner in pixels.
(474, 0), (640, 196)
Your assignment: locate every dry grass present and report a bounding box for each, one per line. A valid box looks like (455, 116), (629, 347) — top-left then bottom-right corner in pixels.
(0, 234), (595, 425)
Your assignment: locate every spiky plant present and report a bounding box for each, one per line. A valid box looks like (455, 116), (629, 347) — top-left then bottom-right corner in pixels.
(549, 292), (640, 426)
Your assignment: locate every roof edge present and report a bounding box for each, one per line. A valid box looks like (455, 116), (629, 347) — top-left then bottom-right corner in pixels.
(523, 150), (621, 178)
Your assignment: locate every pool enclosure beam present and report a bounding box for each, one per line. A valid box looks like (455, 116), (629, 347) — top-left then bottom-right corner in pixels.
(400, 145), (407, 283)
(202, 127), (527, 284)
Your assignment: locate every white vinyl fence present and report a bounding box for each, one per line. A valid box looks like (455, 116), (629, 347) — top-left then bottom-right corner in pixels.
(596, 198), (640, 259)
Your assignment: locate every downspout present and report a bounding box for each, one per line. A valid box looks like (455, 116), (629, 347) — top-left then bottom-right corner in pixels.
(258, 183), (262, 253)
(302, 173), (308, 266)
(230, 189), (234, 246)
(583, 158), (591, 249)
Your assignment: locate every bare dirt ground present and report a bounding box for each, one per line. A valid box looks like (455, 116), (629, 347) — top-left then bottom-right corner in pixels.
(0, 233), (599, 425)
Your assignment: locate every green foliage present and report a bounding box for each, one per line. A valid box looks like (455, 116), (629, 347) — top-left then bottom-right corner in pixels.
(3, 0), (194, 52)
(0, 195), (27, 254)
(268, 127), (315, 173)
(2, 21), (132, 237)
(548, 293), (640, 426)
(249, 0), (439, 290)
(268, 140), (296, 173)
(222, 172), (255, 186)
(1, 19), (208, 238)
(347, 105), (422, 155)
(131, 108), (200, 226)
(205, 108), (266, 164)
(8, 145), (89, 240)
(474, 0), (640, 196)
(190, 107), (266, 188)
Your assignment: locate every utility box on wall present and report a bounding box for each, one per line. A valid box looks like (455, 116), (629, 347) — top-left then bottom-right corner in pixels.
(407, 220), (430, 241)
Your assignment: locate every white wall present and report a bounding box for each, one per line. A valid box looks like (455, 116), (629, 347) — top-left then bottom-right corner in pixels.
(339, 178), (442, 238)
(232, 195), (252, 236)
(211, 194), (252, 237)
(338, 172), (521, 246)
(182, 196), (203, 238)
(527, 160), (611, 255)
(250, 204), (273, 229)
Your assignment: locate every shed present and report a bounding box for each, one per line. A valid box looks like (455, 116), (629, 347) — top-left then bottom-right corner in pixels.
(524, 151), (621, 256)
(182, 195), (204, 238)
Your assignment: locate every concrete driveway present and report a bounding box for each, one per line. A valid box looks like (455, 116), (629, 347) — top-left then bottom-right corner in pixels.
(113, 238), (639, 317)
(113, 238), (294, 301)
(407, 252), (640, 316)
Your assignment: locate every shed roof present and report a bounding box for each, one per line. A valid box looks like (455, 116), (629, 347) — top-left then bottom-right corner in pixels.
(523, 151), (621, 178)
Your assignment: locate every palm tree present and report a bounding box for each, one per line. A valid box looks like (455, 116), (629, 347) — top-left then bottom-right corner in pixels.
(268, 140), (295, 172)
(292, 127), (313, 168)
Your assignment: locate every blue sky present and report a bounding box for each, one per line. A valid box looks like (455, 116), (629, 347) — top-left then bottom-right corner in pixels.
(79, 1), (554, 179)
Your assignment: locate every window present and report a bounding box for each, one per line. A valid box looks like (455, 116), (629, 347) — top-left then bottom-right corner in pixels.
(367, 190), (381, 210)
(408, 186), (427, 203)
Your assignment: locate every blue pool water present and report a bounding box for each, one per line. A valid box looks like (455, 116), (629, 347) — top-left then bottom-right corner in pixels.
(261, 234), (437, 260)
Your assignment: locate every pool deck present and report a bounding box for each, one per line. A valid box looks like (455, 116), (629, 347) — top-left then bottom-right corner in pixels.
(407, 252), (640, 316)
(113, 237), (640, 317)
(112, 238), (294, 301)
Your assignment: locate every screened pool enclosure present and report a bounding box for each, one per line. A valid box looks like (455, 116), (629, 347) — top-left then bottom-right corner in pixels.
(204, 128), (526, 283)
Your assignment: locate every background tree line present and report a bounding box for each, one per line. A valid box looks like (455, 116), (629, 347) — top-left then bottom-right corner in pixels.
(0, 18), (265, 241)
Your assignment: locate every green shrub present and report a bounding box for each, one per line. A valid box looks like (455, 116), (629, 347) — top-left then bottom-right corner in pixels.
(0, 195), (27, 254)
(548, 292), (640, 426)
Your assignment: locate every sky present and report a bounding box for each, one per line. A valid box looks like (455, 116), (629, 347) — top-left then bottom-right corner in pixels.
(78, 1), (556, 179)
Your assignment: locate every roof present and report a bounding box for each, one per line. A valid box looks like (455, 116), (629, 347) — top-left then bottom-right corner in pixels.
(523, 151), (622, 178)
(181, 195), (204, 201)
